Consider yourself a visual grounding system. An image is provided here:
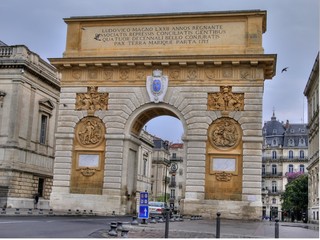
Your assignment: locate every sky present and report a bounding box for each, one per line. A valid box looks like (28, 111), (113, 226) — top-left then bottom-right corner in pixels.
(1, 0), (319, 142)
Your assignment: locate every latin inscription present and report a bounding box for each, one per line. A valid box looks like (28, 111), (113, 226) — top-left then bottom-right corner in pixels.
(82, 22), (245, 49)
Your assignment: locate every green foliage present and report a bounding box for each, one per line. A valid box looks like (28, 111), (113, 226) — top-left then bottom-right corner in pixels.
(156, 193), (170, 203)
(281, 174), (308, 219)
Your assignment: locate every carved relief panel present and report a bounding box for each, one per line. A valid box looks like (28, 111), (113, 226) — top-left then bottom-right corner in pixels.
(71, 116), (106, 195)
(205, 117), (243, 201)
(75, 86), (108, 111)
(208, 86), (244, 111)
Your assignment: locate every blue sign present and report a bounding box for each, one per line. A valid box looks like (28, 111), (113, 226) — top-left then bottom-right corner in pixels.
(138, 205), (149, 219)
(138, 192), (149, 219)
(140, 192), (149, 205)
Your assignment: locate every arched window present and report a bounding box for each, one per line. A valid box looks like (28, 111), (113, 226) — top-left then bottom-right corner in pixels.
(300, 150), (305, 159)
(272, 151), (277, 159)
(289, 150), (293, 159)
(272, 139), (277, 146)
(288, 164), (294, 173)
(288, 138), (295, 146)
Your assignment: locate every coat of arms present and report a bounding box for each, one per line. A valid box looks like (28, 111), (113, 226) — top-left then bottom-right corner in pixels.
(146, 69), (168, 103)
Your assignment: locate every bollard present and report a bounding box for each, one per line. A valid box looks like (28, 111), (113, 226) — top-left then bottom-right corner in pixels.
(275, 218), (279, 238)
(150, 216), (156, 224)
(48, 209), (53, 215)
(117, 221), (124, 231)
(1, 208), (6, 214)
(28, 208), (33, 215)
(216, 212), (221, 238)
(165, 207), (170, 238)
(108, 222), (118, 237)
(121, 229), (129, 238)
(131, 216), (139, 225)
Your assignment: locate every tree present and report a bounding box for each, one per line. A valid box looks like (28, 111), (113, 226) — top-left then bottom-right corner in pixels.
(281, 174), (308, 221)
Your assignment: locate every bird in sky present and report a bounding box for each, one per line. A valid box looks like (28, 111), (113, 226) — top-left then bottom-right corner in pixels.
(281, 67), (288, 73)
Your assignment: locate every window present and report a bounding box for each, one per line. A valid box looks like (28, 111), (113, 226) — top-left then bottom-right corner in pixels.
(38, 178), (44, 197)
(272, 139), (277, 146)
(288, 164), (294, 173)
(289, 150), (293, 159)
(272, 164), (277, 175)
(272, 151), (277, 159)
(172, 153), (176, 159)
(170, 189), (175, 199)
(143, 157), (148, 176)
(272, 181), (277, 193)
(272, 129), (277, 134)
(262, 164), (266, 175)
(288, 138), (294, 146)
(39, 115), (48, 144)
(300, 150), (305, 159)
(300, 164), (305, 173)
(272, 198), (276, 204)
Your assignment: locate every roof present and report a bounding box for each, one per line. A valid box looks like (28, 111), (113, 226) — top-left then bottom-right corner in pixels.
(170, 143), (183, 149)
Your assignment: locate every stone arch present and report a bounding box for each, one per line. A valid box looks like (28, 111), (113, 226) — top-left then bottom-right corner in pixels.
(125, 102), (188, 138)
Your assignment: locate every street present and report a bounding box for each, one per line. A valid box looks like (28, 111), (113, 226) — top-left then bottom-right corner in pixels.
(0, 215), (132, 238)
(0, 214), (319, 238)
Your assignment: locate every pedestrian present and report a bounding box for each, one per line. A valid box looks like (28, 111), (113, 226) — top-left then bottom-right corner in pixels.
(34, 193), (39, 209)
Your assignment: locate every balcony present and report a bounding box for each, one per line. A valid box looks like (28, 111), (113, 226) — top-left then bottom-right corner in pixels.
(262, 156), (308, 162)
(170, 156), (183, 161)
(262, 172), (283, 178)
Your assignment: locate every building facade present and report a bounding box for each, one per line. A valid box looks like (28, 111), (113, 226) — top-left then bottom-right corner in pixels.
(168, 143), (185, 212)
(151, 137), (170, 202)
(304, 52), (319, 224)
(262, 114), (308, 220)
(0, 42), (60, 209)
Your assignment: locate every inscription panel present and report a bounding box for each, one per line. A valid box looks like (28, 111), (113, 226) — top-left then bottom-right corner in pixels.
(81, 22), (246, 51)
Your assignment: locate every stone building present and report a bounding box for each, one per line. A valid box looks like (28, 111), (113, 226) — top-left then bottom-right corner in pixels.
(261, 113), (308, 220)
(0, 42), (60, 209)
(168, 143), (185, 211)
(304, 52), (319, 224)
(151, 137), (170, 202)
(129, 129), (154, 214)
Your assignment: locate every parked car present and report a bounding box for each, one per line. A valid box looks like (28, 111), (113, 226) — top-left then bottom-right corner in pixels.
(149, 201), (165, 216)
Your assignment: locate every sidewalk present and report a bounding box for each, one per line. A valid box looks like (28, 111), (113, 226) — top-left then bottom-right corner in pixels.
(92, 217), (319, 238)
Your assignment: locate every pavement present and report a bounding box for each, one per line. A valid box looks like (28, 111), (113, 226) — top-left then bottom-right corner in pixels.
(90, 217), (319, 238)
(1, 208), (319, 238)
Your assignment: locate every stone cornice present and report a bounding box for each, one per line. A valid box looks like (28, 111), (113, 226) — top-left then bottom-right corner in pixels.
(49, 54), (276, 86)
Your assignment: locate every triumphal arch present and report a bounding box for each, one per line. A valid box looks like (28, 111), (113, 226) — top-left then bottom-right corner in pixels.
(49, 10), (276, 219)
